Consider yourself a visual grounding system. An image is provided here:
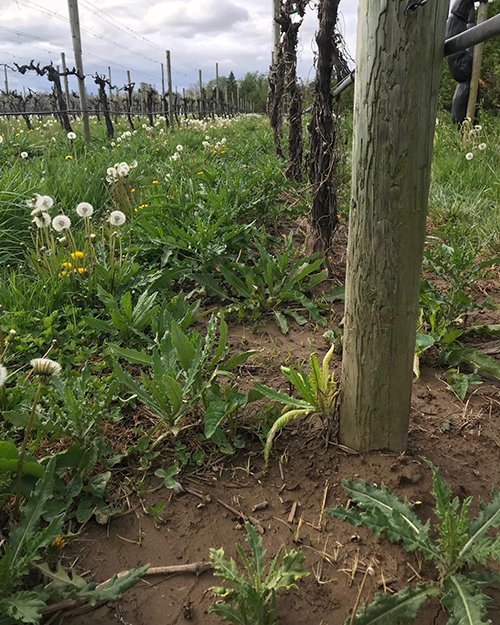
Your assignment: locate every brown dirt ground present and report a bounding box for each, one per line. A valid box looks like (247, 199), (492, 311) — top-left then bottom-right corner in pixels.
(56, 275), (500, 625)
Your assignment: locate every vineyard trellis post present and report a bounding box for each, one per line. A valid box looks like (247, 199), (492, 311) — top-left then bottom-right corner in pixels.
(198, 70), (203, 118)
(466, 0), (489, 119)
(3, 65), (8, 93)
(67, 0), (90, 140)
(216, 62), (220, 115)
(339, 1), (449, 452)
(61, 53), (71, 110)
(166, 50), (173, 127)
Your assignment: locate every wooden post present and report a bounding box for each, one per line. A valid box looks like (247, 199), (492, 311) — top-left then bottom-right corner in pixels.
(166, 50), (174, 127)
(198, 69), (203, 118)
(107, 66), (112, 97)
(67, 0), (90, 140)
(339, 1), (449, 452)
(61, 53), (71, 110)
(466, 1), (489, 120)
(3, 65), (8, 93)
(215, 62), (220, 115)
(237, 85), (240, 112)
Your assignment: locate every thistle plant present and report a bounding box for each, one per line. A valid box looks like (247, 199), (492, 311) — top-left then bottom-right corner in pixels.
(209, 522), (308, 625)
(14, 357), (61, 515)
(253, 344), (338, 463)
(327, 460), (500, 625)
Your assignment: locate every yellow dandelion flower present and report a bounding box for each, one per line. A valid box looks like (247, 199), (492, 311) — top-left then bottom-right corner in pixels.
(70, 251), (84, 259)
(153, 180), (159, 184)
(76, 267), (85, 274)
(197, 172), (203, 175)
(60, 262), (72, 269)
(131, 188), (135, 192)
(65, 155), (72, 160)
(116, 143), (120, 147)
(51, 535), (67, 549)
(156, 148), (159, 151)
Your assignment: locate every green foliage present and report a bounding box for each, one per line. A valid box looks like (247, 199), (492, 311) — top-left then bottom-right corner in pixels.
(111, 312), (256, 445)
(207, 232), (326, 333)
(253, 345), (338, 462)
(208, 522), (308, 625)
(326, 460), (500, 624)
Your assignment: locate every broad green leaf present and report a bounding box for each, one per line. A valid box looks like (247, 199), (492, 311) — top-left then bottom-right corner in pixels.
(223, 350), (257, 371)
(446, 347), (500, 380)
(346, 584), (439, 625)
(162, 376), (183, 415)
(81, 317), (114, 334)
(282, 309), (308, 326)
(273, 311), (288, 334)
(415, 333), (435, 354)
(441, 575), (491, 625)
(205, 401), (230, 439)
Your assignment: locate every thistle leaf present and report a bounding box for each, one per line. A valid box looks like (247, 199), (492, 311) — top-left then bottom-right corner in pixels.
(458, 489), (500, 563)
(441, 575), (491, 625)
(346, 584), (439, 625)
(336, 479), (437, 560)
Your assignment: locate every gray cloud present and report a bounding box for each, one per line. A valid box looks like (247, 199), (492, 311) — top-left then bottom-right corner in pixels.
(1, 0), (358, 94)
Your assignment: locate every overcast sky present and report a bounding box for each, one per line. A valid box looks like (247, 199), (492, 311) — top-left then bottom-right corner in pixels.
(1, 0), (357, 95)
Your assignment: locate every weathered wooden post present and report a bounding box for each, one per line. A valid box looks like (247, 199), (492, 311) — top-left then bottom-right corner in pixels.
(67, 0), (90, 140)
(198, 69), (203, 118)
(466, 0), (489, 119)
(166, 50), (173, 127)
(3, 65), (8, 93)
(215, 62), (220, 115)
(339, 1), (449, 452)
(61, 53), (71, 109)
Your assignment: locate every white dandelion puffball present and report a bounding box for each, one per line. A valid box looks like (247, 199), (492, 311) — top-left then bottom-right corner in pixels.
(221, 138), (226, 144)
(0, 364), (7, 389)
(176, 145), (183, 152)
(21, 152), (28, 159)
(170, 152), (180, 161)
(109, 210), (126, 226)
(33, 213), (52, 228)
(116, 162), (130, 177)
(30, 357), (61, 380)
(52, 214), (71, 232)
(111, 141), (116, 147)
(479, 143), (487, 151)
(76, 202), (94, 218)
(475, 124), (482, 132)
(130, 159), (138, 169)
(0, 136), (3, 144)
(67, 131), (76, 140)
(465, 152), (474, 161)
(35, 195), (54, 211)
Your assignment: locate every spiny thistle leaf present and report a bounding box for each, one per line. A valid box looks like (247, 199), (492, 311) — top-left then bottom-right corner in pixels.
(0, 591), (47, 624)
(441, 575), (492, 625)
(210, 548), (246, 585)
(333, 479), (437, 560)
(458, 489), (500, 564)
(345, 584), (440, 625)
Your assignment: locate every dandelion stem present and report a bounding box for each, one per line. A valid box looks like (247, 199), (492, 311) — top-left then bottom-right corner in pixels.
(14, 382), (43, 516)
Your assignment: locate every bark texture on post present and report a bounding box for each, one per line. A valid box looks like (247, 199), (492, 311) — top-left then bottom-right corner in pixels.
(94, 74), (114, 139)
(339, 1), (449, 452)
(306, 0), (349, 259)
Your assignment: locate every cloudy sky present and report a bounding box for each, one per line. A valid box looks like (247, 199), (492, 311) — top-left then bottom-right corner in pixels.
(1, 0), (357, 95)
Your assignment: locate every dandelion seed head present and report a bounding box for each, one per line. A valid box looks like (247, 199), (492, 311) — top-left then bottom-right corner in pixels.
(33, 213), (52, 228)
(465, 152), (474, 161)
(0, 364), (7, 389)
(35, 195), (54, 211)
(176, 145), (183, 152)
(76, 202), (94, 218)
(478, 143), (486, 151)
(20, 152), (28, 159)
(67, 132), (76, 140)
(116, 162), (130, 177)
(52, 214), (71, 232)
(109, 210), (126, 226)
(30, 357), (61, 382)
